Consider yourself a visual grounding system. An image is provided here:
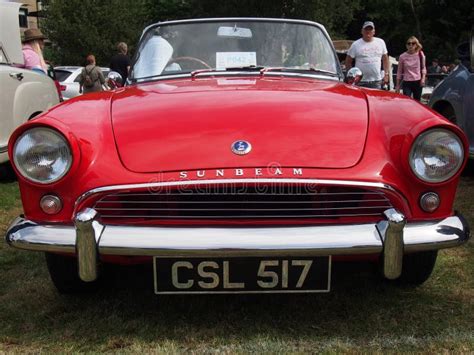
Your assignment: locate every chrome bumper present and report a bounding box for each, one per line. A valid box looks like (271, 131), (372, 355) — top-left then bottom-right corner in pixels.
(5, 208), (470, 282)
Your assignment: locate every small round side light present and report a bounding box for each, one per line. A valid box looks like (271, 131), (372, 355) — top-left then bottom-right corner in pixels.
(40, 195), (63, 215)
(420, 192), (440, 213)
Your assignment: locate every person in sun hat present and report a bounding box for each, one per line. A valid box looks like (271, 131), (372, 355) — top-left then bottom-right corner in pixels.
(345, 21), (390, 89)
(21, 28), (48, 74)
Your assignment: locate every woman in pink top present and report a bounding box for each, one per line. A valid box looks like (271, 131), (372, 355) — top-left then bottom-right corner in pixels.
(395, 36), (426, 101)
(21, 28), (48, 74)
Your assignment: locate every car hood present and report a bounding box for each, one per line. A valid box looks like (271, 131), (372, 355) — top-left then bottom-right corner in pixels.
(111, 77), (369, 173)
(0, 2), (23, 65)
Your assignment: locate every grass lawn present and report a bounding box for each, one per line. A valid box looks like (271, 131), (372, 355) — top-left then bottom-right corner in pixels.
(0, 171), (472, 352)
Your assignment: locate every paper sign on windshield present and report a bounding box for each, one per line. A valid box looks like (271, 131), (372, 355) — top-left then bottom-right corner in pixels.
(216, 52), (257, 69)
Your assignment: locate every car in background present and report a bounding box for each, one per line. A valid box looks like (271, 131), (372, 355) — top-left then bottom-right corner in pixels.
(430, 33), (474, 159)
(54, 66), (114, 100)
(0, 2), (60, 165)
(420, 82), (434, 104)
(6, 18), (470, 295)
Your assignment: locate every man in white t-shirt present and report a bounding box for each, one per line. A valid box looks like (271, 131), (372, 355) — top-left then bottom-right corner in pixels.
(345, 21), (390, 89)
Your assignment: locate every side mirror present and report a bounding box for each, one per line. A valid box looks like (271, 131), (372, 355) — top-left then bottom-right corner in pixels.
(46, 62), (56, 80)
(107, 71), (123, 88)
(345, 67), (363, 85)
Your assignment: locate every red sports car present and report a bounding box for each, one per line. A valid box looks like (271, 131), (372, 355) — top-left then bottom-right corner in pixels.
(6, 18), (470, 294)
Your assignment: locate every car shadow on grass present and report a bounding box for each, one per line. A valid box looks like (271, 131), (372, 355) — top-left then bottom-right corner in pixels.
(462, 158), (474, 177)
(0, 162), (16, 183)
(27, 260), (469, 349)
(1, 249), (471, 352)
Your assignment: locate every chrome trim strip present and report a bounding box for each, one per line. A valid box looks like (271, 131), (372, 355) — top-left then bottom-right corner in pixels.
(6, 214), (469, 256)
(0, 145), (7, 154)
(144, 17), (329, 34)
(133, 71), (341, 84)
(74, 178), (398, 213)
(100, 191), (387, 197)
(96, 214), (388, 218)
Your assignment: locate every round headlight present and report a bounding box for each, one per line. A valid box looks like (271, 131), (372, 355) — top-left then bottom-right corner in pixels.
(13, 127), (72, 184)
(409, 129), (464, 183)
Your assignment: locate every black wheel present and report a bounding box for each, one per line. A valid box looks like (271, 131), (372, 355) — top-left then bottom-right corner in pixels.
(0, 162), (16, 182)
(45, 253), (101, 294)
(440, 106), (456, 124)
(387, 250), (438, 286)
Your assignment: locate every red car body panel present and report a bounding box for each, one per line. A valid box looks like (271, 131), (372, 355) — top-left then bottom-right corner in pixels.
(9, 76), (468, 227)
(111, 78), (368, 171)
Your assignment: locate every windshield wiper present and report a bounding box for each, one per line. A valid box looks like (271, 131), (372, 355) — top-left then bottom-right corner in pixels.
(190, 66), (264, 78)
(225, 65), (265, 71)
(225, 66), (338, 77)
(283, 67), (339, 77)
(228, 66), (339, 77)
(190, 68), (223, 78)
(133, 65), (339, 82)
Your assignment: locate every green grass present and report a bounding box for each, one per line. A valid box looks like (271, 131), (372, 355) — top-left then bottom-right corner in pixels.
(0, 175), (472, 352)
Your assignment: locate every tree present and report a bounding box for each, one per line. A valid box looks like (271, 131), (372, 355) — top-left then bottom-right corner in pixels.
(349, 0), (474, 63)
(40, 0), (472, 67)
(41, 0), (153, 66)
(147, 0), (362, 38)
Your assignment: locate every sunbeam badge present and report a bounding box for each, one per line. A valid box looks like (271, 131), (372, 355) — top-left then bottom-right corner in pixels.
(231, 140), (252, 155)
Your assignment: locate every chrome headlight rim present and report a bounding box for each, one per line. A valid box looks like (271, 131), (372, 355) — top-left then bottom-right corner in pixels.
(409, 128), (464, 184)
(13, 127), (73, 185)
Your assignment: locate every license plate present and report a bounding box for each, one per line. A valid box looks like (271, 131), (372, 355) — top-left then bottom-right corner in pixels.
(153, 256), (331, 294)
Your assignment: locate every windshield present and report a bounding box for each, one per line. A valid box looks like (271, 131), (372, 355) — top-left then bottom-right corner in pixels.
(131, 19), (340, 81)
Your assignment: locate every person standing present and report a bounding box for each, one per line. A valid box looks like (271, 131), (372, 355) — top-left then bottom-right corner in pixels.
(345, 21), (390, 89)
(427, 58), (441, 86)
(110, 42), (131, 85)
(428, 58), (441, 74)
(21, 28), (48, 74)
(395, 36), (426, 102)
(78, 54), (105, 94)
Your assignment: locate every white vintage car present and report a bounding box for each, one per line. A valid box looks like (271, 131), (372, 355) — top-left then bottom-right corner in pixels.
(0, 2), (60, 164)
(54, 66), (113, 100)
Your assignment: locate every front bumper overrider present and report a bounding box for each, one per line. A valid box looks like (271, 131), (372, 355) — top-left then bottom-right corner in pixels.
(5, 208), (470, 282)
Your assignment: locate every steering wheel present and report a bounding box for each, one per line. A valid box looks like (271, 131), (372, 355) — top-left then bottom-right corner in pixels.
(168, 56), (211, 69)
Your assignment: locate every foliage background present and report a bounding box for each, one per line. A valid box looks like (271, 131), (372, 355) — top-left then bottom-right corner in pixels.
(41, 0), (473, 67)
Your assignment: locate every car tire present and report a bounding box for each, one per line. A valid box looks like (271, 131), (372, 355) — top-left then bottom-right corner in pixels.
(45, 253), (101, 294)
(0, 162), (16, 182)
(440, 106), (456, 124)
(386, 250), (438, 286)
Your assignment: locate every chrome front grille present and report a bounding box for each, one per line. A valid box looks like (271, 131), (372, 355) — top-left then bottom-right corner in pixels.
(92, 184), (394, 222)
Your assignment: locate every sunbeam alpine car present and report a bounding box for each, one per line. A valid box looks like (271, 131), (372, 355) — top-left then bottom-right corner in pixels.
(6, 18), (470, 294)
